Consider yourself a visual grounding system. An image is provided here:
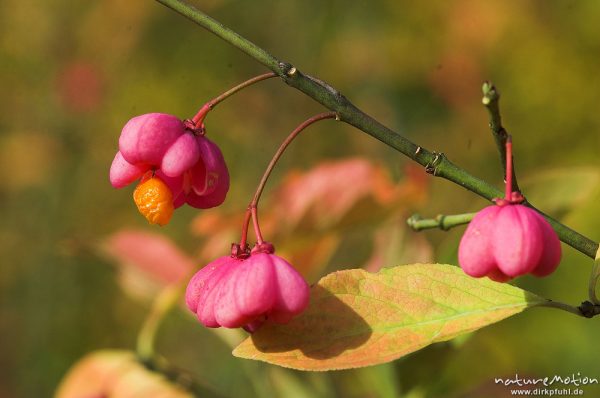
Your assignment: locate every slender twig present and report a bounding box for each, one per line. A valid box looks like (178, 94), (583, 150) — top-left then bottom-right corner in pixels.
(482, 82), (520, 193)
(539, 297), (600, 318)
(153, 0), (598, 260)
(588, 248), (600, 305)
(137, 285), (182, 361)
(407, 213), (476, 232)
(239, 112), (337, 247)
(539, 300), (585, 317)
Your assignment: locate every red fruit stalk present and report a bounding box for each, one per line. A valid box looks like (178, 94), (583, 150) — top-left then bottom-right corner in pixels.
(505, 137), (513, 201)
(239, 112), (338, 249)
(185, 113), (337, 331)
(191, 72), (276, 127)
(458, 136), (562, 281)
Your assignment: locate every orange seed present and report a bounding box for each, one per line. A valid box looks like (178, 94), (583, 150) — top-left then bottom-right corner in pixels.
(133, 176), (174, 226)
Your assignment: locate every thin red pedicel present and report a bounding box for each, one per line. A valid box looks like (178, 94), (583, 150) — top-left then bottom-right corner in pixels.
(458, 136), (561, 281)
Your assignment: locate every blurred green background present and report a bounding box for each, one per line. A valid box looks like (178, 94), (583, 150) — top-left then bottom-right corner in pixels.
(1, 0), (599, 397)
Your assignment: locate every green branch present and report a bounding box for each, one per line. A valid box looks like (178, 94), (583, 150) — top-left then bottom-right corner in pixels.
(407, 213), (476, 232)
(153, 0), (598, 259)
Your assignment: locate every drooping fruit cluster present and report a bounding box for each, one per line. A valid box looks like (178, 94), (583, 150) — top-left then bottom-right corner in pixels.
(185, 243), (310, 331)
(110, 77), (331, 332)
(458, 138), (561, 281)
(110, 113), (229, 225)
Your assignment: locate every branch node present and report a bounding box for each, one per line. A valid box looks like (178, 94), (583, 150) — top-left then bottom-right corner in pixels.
(436, 214), (449, 231)
(425, 151), (445, 176)
(278, 62), (295, 77)
(578, 301), (600, 318)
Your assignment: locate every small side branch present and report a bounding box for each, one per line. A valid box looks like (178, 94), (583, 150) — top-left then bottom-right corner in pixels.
(539, 300), (585, 317)
(539, 298), (600, 318)
(407, 213), (476, 232)
(482, 82), (520, 193)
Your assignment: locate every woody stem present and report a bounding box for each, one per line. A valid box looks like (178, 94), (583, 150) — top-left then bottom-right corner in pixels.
(239, 112), (337, 247)
(192, 72), (277, 126)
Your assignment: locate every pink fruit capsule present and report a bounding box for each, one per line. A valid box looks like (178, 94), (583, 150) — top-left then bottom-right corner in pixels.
(459, 204), (560, 281)
(109, 113), (230, 224)
(185, 251), (309, 330)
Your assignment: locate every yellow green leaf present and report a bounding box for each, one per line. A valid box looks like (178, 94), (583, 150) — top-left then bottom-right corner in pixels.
(233, 264), (545, 371)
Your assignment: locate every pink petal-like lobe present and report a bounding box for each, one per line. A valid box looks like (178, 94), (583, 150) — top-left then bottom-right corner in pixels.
(185, 180), (229, 209)
(530, 212), (562, 277)
(458, 206), (499, 278)
(185, 256), (229, 312)
(191, 136), (229, 197)
(161, 133), (200, 177)
(196, 263), (233, 328)
(212, 266), (250, 328)
(236, 254), (277, 316)
(109, 151), (148, 188)
(193, 256), (241, 328)
(119, 113), (184, 165)
(492, 205), (543, 277)
(268, 254), (310, 323)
